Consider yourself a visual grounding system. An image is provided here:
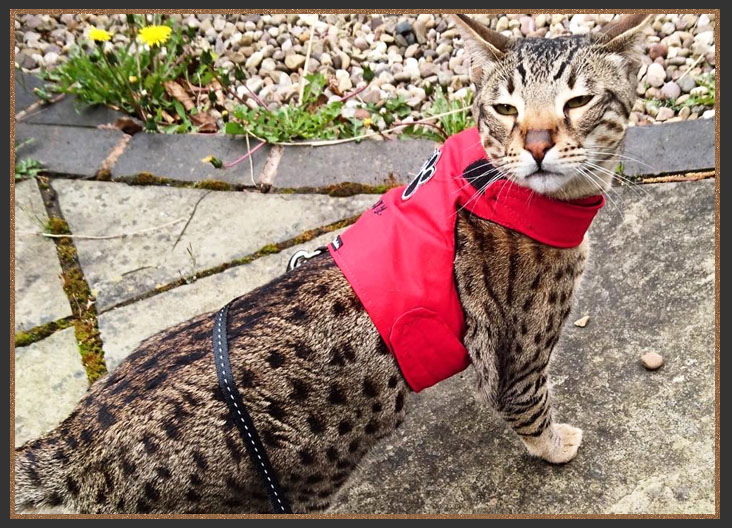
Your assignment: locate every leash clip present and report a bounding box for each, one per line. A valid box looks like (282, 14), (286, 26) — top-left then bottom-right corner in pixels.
(286, 246), (327, 272)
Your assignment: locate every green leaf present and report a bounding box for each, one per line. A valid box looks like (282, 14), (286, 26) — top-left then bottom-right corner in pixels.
(362, 65), (375, 82)
(225, 121), (246, 135)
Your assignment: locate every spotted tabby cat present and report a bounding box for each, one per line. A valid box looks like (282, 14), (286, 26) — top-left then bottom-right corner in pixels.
(15, 14), (650, 514)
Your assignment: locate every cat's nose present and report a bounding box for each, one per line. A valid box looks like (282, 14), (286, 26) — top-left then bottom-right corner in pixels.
(524, 129), (554, 164)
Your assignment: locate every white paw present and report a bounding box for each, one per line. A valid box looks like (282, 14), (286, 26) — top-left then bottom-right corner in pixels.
(542, 423), (583, 464)
(521, 423), (583, 464)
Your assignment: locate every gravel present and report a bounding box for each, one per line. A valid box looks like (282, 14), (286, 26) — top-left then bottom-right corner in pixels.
(14, 13), (716, 126)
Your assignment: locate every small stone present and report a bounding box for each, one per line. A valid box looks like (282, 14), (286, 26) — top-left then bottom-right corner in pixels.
(353, 37), (369, 51)
(245, 75), (263, 93)
(660, 81), (681, 100)
(335, 69), (352, 92)
(395, 21), (413, 35)
(655, 106), (675, 121)
(573, 315), (590, 328)
(43, 51), (59, 67)
(646, 63), (667, 87)
(245, 50), (263, 69)
(284, 54), (306, 71)
(702, 109), (715, 119)
(419, 62), (440, 78)
(661, 22), (675, 36)
(520, 16), (536, 36)
(648, 43), (668, 60)
(677, 75), (697, 94)
(641, 352), (664, 370)
(413, 19), (428, 44)
(405, 43), (420, 58)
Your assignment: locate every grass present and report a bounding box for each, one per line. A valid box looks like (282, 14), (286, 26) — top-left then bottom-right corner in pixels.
(14, 139), (43, 181)
(225, 71), (474, 145)
(225, 72), (368, 142)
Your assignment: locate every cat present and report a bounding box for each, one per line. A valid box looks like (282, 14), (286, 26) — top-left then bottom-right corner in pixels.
(14, 13), (650, 514)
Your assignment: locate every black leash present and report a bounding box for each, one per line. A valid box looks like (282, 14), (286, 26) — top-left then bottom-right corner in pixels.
(212, 303), (293, 514)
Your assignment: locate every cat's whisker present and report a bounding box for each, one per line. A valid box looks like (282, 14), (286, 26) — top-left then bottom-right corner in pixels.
(582, 161), (652, 198)
(582, 150), (658, 172)
(575, 166), (625, 218)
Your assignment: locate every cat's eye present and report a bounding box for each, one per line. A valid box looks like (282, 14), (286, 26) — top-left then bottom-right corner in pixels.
(565, 95), (593, 110)
(494, 104), (518, 116)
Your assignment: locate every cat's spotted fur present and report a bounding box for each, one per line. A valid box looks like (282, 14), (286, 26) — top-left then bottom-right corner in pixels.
(14, 14), (649, 513)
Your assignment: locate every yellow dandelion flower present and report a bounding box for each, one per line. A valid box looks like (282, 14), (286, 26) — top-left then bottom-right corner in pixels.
(128, 75), (138, 83)
(138, 25), (172, 47)
(88, 27), (112, 42)
(363, 117), (373, 127)
(201, 155), (215, 163)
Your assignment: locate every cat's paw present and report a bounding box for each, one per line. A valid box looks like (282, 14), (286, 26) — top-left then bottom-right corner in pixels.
(521, 423), (583, 464)
(542, 423), (583, 464)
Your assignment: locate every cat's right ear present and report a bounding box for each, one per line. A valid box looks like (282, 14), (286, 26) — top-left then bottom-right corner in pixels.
(451, 14), (510, 85)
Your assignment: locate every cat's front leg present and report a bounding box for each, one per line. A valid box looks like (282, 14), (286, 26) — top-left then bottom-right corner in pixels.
(498, 370), (583, 464)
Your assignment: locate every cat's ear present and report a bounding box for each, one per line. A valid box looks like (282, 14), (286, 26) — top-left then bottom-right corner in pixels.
(452, 14), (510, 85)
(594, 14), (652, 55)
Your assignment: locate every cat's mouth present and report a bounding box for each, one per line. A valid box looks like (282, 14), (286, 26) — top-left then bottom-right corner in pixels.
(526, 169), (563, 179)
(519, 169), (570, 194)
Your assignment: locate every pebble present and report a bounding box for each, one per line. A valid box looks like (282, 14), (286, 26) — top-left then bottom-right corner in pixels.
(660, 81), (681, 100)
(573, 315), (590, 328)
(284, 54), (306, 71)
(641, 352), (664, 370)
(677, 75), (697, 94)
(245, 50), (263, 69)
(648, 43), (667, 60)
(656, 107), (675, 121)
(646, 63), (667, 87)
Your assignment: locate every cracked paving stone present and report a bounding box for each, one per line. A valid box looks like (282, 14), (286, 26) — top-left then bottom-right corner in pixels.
(97, 229), (344, 371)
(52, 179), (378, 311)
(14, 328), (88, 447)
(14, 180), (73, 331)
(327, 180), (715, 514)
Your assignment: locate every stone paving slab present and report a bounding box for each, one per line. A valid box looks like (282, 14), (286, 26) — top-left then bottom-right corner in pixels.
(22, 96), (127, 128)
(52, 179), (377, 310)
(15, 123), (125, 178)
(329, 179), (715, 514)
(14, 327), (88, 447)
(273, 138), (437, 189)
(112, 133), (272, 187)
(622, 119), (715, 177)
(98, 229), (343, 371)
(14, 71), (44, 113)
(14, 180), (72, 332)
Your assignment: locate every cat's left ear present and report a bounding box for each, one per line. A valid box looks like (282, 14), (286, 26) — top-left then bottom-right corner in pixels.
(451, 14), (511, 86)
(593, 14), (653, 56)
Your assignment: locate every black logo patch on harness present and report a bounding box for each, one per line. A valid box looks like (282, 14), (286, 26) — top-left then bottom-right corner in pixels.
(402, 149), (441, 201)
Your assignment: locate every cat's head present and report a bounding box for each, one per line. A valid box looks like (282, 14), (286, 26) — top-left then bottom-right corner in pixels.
(452, 14), (651, 199)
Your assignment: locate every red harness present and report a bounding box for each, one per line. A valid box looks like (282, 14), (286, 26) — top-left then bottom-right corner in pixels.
(329, 127), (604, 392)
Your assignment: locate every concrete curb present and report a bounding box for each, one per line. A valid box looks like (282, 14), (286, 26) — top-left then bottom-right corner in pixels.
(14, 91), (716, 186)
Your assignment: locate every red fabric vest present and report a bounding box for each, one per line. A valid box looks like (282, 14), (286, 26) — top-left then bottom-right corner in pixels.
(328, 127), (604, 392)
